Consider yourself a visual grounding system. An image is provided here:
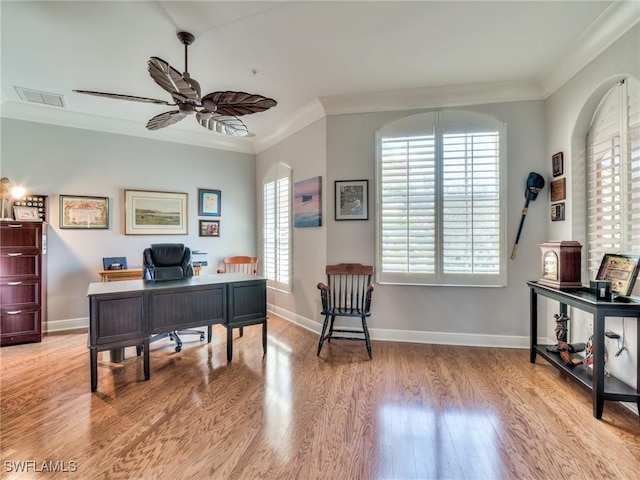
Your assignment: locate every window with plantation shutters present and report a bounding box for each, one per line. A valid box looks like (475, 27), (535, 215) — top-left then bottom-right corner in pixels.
(376, 110), (507, 286)
(263, 165), (291, 290)
(587, 78), (640, 294)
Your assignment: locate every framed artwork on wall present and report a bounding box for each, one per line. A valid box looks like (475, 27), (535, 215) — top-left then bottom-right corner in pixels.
(335, 179), (368, 220)
(551, 203), (565, 222)
(59, 195), (109, 229)
(550, 178), (566, 201)
(124, 189), (187, 235)
(199, 219), (220, 237)
(552, 152), (563, 177)
(198, 188), (221, 216)
(294, 176), (322, 227)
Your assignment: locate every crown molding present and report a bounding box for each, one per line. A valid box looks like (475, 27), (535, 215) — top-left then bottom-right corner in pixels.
(253, 99), (326, 154)
(320, 80), (544, 116)
(539, 0), (640, 97)
(0, 101), (255, 154)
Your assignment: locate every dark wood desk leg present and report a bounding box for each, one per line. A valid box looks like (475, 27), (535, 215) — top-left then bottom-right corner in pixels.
(593, 311), (605, 419)
(262, 319), (267, 355)
(227, 326), (233, 363)
(143, 339), (150, 381)
(530, 288), (537, 363)
(90, 348), (98, 392)
(207, 325), (212, 343)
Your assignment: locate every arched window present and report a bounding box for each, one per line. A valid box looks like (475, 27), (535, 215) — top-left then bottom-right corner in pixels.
(376, 110), (507, 286)
(586, 78), (640, 294)
(262, 164), (292, 291)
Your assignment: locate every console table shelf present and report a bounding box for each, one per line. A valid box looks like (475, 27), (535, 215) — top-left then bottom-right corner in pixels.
(534, 345), (639, 401)
(527, 281), (640, 419)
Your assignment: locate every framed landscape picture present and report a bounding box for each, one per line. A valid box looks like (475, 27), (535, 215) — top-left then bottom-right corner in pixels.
(59, 195), (109, 229)
(124, 189), (187, 235)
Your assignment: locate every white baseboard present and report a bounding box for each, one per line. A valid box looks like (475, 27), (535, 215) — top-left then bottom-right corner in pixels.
(45, 317), (88, 333)
(43, 309), (551, 350)
(269, 304), (531, 349)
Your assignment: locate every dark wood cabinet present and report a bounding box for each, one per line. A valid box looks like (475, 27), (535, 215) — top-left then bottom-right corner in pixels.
(1, 221), (47, 346)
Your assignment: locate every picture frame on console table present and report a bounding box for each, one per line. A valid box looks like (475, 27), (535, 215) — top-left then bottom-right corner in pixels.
(596, 253), (640, 297)
(125, 189), (187, 235)
(60, 195), (109, 229)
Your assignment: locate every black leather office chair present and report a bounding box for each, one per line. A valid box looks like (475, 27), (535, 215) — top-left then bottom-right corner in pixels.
(142, 243), (205, 352)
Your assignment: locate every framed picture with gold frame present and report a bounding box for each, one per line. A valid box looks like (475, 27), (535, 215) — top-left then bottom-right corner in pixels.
(60, 195), (109, 229)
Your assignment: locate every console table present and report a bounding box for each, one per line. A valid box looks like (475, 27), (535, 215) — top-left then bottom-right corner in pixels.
(527, 281), (640, 419)
(87, 273), (267, 392)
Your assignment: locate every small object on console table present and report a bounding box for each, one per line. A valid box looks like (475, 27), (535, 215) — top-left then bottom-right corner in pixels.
(538, 241), (582, 289)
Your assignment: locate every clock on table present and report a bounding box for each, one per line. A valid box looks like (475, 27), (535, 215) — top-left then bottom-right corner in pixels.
(538, 241), (582, 289)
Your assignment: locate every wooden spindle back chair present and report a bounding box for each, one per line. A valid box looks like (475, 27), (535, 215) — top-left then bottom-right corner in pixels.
(217, 256), (259, 338)
(217, 256), (259, 275)
(317, 263), (374, 359)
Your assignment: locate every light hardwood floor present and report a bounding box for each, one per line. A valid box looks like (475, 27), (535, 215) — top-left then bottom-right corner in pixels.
(1, 315), (639, 479)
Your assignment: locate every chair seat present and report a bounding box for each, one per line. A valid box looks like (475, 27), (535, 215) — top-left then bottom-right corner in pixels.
(321, 308), (371, 317)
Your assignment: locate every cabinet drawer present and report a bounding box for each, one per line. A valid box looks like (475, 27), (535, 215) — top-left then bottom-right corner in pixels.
(0, 279), (40, 305)
(0, 222), (43, 248)
(1, 306), (40, 337)
(0, 252), (41, 278)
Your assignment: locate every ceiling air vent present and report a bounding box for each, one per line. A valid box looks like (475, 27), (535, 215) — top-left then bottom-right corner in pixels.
(14, 86), (66, 108)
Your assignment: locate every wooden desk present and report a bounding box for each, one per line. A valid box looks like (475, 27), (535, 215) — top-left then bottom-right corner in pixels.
(99, 268), (143, 282)
(527, 281), (640, 419)
(87, 273), (267, 392)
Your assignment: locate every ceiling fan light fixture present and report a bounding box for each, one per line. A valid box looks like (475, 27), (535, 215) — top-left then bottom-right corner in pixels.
(73, 31), (276, 136)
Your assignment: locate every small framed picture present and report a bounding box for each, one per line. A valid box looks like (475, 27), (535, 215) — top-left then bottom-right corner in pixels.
(198, 188), (221, 216)
(199, 219), (220, 237)
(550, 178), (566, 201)
(552, 152), (563, 177)
(335, 180), (368, 221)
(60, 195), (109, 229)
(13, 205), (40, 221)
(551, 202), (565, 222)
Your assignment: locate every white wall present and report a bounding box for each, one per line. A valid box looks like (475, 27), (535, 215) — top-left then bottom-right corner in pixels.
(256, 118), (327, 326)
(325, 102), (546, 343)
(1, 119), (257, 331)
(545, 24), (640, 390)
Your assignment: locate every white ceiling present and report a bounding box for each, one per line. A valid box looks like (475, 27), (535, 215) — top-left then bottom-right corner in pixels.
(1, 1), (638, 154)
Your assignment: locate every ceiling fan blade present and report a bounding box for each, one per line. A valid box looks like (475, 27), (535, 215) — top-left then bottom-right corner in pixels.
(147, 57), (199, 102)
(73, 90), (172, 105)
(201, 91), (277, 117)
(146, 110), (187, 131)
(196, 111), (249, 136)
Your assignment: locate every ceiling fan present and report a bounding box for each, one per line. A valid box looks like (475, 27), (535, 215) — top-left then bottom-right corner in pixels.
(73, 31), (276, 137)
